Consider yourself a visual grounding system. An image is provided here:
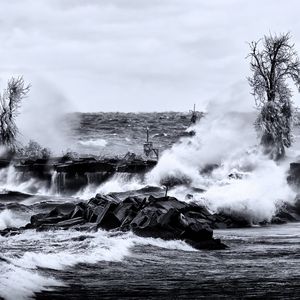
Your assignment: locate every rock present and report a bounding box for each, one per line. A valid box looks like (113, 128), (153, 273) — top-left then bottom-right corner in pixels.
(213, 211), (251, 228)
(9, 192), (228, 251)
(130, 207), (181, 240)
(86, 195), (119, 223)
(148, 196), (187, 211)
(56, 217), (86, 227)
(108, 186), (165, 201)
(13, 156), (157, 194)
(129, 196), (227, 250)
(113, 200), (139, 224)
(186, 238), (227, 250)
(0, 227), (23, 237)
(69, 202), (86, 219)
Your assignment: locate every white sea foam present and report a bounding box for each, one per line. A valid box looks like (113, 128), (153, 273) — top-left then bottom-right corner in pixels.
(0, 209), (29, 230)
(0, 229), (193, 300)
(146, 109), (297, 223)
(0, 165), (49, 195)
(0, 262), (64, 300)
(78, 138), (107, 148)
(77, 173), (144, 199)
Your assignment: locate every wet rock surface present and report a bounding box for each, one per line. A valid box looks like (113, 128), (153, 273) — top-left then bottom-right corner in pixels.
(11, 155), (157, 194)
(0, 193), (228, 250)
(2, 189), (300, 250)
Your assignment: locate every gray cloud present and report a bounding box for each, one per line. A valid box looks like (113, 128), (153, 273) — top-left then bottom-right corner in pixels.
(0, 0), (300, 112)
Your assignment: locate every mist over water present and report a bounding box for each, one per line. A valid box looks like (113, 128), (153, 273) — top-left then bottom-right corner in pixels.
(17, 78), (75, 154)
(2, 107), (299, 222)
(1, 107), (300, 299)
(146, 107), (297, 223)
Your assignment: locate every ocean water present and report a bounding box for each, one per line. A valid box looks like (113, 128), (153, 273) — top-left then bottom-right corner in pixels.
(66, 112), (192, 156)
(0, 112), (300, 299)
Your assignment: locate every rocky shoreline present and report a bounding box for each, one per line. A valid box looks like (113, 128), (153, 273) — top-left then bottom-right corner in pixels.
(1, 160), (300, 251)
(0, 188), (226, 250)
(1, 185), (300, 251)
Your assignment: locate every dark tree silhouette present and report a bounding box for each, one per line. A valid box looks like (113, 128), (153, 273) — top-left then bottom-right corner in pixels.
(248, 33), (300, 160)
(0, 76), (30, 151)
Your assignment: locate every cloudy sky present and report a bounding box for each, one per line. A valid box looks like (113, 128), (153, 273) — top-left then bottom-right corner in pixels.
(1, 0), (300, 112)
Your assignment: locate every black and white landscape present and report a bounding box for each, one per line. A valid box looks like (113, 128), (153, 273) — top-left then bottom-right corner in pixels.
(0, 1), (300, 299)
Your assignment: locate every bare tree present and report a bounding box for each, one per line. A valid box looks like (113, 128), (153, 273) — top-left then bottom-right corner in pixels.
(0, 76), (30, 151)
(248, 33), (300, 160)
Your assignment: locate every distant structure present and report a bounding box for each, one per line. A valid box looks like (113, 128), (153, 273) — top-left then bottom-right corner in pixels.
(143, 127), (159, 160)
(189, 104), (205, 125)
(190, 104), (199, 124)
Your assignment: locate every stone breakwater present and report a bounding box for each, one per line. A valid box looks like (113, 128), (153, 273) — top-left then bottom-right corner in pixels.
(0, 189), (227, 250)
(1, 185), (300, 250)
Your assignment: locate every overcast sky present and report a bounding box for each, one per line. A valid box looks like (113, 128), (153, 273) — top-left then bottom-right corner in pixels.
(1, 0), (300, 112)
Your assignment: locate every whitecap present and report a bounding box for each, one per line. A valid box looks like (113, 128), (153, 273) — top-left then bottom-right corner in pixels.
(78, 139), (107, 148)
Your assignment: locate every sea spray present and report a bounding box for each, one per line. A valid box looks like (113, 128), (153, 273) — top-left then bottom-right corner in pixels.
(0, 209), (29, 230)
(50, 171), (67, 195)
(146, 111), (257, 187)
(77, 172), (144, 200)
(0, 165), (48, 195)
(146, 110), (296, 223)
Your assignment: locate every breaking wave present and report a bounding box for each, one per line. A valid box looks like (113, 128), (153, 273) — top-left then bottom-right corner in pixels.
(76, 173), (144, 200)
(0, 229), (194, 300)
(146, 110), (297, 223)
(0, 109), (298, 223)
(0, 209), (29, 230)
(0, 166), (48, 195)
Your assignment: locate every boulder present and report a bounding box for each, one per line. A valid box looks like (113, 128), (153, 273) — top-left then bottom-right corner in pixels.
(86, 195), (119, 224)
(14, 193), (228, 251)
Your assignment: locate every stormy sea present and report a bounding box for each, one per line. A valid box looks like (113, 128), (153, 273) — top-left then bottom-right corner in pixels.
(1, 112), (300, 299)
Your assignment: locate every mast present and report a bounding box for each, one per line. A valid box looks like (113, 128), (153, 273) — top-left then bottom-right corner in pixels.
(190, 103), (198, 124)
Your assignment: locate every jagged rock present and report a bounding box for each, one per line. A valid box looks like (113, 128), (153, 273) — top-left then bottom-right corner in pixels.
(213, 211), (251, 228)
(86, 195), (119, 223)
(128, 196), (226, 249)
(113, 198), (140, 224)
(30, 205), (71, 228)
(15, 193), (228, 250)
(69, 202), (86, 219)
(56, 217), (86, 227)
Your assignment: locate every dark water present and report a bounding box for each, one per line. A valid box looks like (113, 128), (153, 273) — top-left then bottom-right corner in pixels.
(66, 112), (192, 156)
(35, 223), (300, 299)
(0, 112), (300, 299)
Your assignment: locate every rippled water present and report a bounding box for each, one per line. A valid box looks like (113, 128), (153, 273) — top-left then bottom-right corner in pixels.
(1, 222), (299, 300)
(66, 112), (192, 156)
(1, 112), (300, 299)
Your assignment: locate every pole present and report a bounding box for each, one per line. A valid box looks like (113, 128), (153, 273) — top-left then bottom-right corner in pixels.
(146, 127), (149, 142)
